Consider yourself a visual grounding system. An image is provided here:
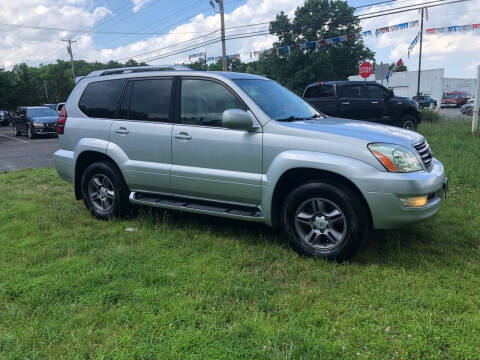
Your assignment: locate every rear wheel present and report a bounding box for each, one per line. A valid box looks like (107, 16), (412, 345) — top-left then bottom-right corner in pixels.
(81, 162), (131, 219)
(281, 182), (370, 262)
(400, 114), (417, 130)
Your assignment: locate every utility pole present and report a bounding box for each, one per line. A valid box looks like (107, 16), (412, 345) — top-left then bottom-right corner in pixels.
(217, 0), (227, 71)
(472, 65), (480, 135)
(416, 8), (424, 97)
(62, 39), (77, 82)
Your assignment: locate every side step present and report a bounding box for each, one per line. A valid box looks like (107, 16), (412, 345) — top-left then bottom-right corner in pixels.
(129, 192), (264, 222)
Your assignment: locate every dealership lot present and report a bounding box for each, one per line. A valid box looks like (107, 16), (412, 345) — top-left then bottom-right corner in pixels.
(0, 125), (58, 172)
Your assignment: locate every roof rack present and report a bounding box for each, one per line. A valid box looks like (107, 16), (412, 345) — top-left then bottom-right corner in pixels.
(86, 65), (192, 77)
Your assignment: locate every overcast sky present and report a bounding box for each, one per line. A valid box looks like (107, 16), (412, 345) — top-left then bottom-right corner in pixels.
(0, 0), (479, 78)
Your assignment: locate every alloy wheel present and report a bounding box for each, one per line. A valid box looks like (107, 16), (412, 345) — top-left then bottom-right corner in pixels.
(294, 198), (347, 250)
(87, 174), (115, 212)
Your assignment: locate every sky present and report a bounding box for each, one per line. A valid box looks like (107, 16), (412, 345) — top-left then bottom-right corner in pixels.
(0, 0), (479, 78)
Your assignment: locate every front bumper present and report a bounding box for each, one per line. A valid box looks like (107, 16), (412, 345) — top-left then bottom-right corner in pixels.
(33, 126), (57, 135)
(360, 159), (446, 229)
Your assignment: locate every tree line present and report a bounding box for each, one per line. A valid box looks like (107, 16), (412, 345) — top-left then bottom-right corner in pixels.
(0, 0), (394, 111)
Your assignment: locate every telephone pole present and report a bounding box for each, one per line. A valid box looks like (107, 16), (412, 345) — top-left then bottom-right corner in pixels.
(62, 39), (77, 82)
(218, 0), (227, 71)
(416, 8), (424, 97)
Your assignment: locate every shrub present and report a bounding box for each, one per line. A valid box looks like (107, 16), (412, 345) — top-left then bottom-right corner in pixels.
(421, 108), (441, 123)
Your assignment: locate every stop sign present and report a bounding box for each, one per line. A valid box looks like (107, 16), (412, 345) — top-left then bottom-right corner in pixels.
(359, 62), (373, 79)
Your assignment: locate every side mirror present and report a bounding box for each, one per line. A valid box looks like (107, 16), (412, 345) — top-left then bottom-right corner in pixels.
(387, 89), (394, 99)
(222, 109), (256, 131)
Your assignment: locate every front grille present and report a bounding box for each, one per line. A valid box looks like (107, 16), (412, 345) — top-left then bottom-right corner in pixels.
(413, 140), (433, 170)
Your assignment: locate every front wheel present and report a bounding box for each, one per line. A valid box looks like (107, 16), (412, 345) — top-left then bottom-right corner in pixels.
(281, 182), (370, 262)
(400, 115), (417, 130)
(27, 126), (35, 139)
(80, 162), (131, 219)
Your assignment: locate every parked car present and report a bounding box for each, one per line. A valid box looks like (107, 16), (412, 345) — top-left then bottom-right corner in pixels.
(441, 91), (471, 108)
(412, 94), (437, 109)
(13, 106), (59, 138)
(303, 81), (421, 130)
(460, 99), (475, 115)
(54, 66), (447, 262)
(0, 109), (13, 126)
(56, 102), (65, 113)
(43, 103), (58, 111)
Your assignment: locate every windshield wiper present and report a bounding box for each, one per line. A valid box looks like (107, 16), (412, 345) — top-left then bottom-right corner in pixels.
(276, 113), (324, 122)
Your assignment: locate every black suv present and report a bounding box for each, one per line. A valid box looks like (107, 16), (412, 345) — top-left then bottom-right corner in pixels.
(13, 106), (58, 139)
(303, 81), (421, 130)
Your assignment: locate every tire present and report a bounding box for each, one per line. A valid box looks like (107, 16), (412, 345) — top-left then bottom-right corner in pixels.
(80, 161), (131, 220)
(27, 126), (35, 139)
(281, 181), (370, 262)
(400, 115), (417, 131)
(13, 125), (21, 136)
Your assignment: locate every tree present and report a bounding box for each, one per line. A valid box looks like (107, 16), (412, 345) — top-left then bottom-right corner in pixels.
(255, 0), (375, 94)
(389, 62), (408, 72)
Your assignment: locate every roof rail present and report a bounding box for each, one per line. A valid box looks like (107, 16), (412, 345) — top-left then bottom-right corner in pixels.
(86, 65), (192, 77)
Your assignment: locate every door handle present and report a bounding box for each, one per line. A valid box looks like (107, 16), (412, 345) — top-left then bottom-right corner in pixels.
(341, 102), (350, 105)
(371, 101), (379, 104)
(175, 132), (192, 140)
(115, 127), (129, 135)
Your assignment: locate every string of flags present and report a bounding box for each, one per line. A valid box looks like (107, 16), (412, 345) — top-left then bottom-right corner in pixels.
(189, 52), (240, 62)
(408, 23), (480, 57)
(247, 20), (420, 58)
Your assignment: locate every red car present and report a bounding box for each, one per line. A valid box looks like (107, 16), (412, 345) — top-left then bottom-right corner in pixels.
(441, 91), (471, 108)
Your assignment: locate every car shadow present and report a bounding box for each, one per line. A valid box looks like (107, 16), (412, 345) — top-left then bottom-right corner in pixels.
(132, 206), (461, 266)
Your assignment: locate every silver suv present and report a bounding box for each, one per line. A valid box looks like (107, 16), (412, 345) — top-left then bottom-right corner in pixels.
(54, 66), (447, 261)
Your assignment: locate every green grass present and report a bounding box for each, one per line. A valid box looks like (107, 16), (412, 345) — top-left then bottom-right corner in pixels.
(1, 120), (479, 359)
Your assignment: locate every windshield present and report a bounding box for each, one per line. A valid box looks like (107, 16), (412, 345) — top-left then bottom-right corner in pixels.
(233, 79), (319, 121)
(27, 107), (58, 117)
(444, 94), (459, 99)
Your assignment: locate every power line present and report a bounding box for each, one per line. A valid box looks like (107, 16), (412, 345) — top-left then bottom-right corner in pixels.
(132, 0), (472, 63)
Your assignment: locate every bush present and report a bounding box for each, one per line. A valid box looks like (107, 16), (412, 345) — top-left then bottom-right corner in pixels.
(421, 108), (441, 123)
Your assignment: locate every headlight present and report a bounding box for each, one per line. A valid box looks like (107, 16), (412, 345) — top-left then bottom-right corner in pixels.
(368, 143), (423, 172)
(32, 122), (44, 127)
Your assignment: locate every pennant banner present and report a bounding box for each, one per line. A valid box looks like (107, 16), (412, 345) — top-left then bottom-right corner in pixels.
(376, 20), (419, 37)
(425, 23), (480, 35)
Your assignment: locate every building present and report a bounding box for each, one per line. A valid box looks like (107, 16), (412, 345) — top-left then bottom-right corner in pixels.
(348, 68), (477, 102)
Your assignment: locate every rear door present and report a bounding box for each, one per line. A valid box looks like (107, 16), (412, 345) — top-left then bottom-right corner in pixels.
(365, 83), (389, 123)
(303, 84), (338, 116)
(337, 83), (370, 120)
(108, 77), (174, 193)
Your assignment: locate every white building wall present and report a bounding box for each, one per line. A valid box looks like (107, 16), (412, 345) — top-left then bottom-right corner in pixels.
(348, 68), (477, 102)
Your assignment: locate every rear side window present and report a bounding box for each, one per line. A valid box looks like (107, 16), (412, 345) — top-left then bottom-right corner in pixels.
(128, 79), (172, 122)
(304, 85), (334, 98)
(79, 79), (124, 118)
(337, 84), (366, 98)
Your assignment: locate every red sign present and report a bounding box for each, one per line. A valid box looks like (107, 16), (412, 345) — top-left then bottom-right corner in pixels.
(359, 62), (373, 79)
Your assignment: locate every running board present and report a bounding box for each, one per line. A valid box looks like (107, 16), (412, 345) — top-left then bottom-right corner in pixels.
(129, 192), (264, 222)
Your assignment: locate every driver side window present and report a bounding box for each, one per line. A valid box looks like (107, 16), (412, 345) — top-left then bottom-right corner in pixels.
(180, 79), (247, 127)
(366, 84), (388, 99)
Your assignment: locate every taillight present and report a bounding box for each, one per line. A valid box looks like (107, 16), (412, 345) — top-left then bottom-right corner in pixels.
(57, 106), (67, 134)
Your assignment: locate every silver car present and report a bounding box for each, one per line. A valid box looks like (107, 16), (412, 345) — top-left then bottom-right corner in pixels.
(54, 66), (447, 261)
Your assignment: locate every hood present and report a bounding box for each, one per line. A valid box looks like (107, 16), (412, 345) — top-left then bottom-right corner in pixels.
(277, 117), (423, 147)
(30, 116), (58, 124)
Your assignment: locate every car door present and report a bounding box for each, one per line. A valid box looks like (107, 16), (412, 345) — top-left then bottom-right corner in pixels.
(108, 77), (174, 193)
(171, 77), (263, 205)
(337, 83), (370, 120)
(365, 84), (389, 123)
(303, 84), (338, 116)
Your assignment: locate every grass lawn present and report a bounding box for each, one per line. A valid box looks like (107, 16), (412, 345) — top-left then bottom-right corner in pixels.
(1, 120), (479, 359)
